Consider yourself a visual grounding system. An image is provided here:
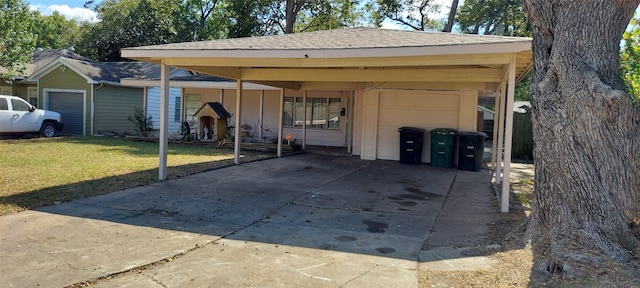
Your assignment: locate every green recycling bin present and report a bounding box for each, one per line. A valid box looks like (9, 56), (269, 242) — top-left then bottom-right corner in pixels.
(430, 128), (457, 168)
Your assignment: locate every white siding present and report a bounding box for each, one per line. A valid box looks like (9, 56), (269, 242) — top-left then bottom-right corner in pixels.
(147, 87), (182, 136)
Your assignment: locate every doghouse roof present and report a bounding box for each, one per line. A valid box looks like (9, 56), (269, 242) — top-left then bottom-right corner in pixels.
(193, 102), (231, 119)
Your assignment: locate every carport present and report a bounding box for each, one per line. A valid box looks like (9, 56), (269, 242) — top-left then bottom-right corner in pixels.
(121, 27), (532, 212)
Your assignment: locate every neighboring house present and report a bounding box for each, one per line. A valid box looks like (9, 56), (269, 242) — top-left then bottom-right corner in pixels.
(478, 105), (495, 137)
(0, 49), (89, 105)
(26, 53), (187, 136)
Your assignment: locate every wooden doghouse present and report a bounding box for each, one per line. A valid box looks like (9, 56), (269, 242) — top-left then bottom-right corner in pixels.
(193, 102), (231, 141)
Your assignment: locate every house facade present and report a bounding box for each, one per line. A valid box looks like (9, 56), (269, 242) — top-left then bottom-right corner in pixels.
(122, 27), (533, 211)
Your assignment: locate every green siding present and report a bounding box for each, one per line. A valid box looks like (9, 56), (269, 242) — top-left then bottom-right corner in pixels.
(94, 86), (143, 134)
(39, 67), (92, 135)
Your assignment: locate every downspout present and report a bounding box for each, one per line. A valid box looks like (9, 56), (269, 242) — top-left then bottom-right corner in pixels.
(93, 82), (105, 136)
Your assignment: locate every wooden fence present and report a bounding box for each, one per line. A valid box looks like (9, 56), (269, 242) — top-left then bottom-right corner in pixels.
(512, 111), (533, 160)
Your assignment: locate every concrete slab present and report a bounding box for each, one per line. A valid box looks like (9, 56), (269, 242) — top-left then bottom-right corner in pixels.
(419, 246), (499, 271)
(91, 239), (419, 288)
(0, 153), (503, 287)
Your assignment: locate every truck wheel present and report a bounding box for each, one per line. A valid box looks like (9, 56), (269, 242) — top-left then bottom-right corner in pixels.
(40, 122), (56, 138)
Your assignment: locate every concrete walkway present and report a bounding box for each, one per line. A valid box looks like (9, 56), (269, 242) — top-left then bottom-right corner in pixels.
(0, 154), (500, 287)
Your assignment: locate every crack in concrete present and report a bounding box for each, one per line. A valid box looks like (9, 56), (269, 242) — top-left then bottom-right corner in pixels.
(422, 171), (458, 250)
(338, 264), (378, 287)
(22, 242), (93, 273)
(146, 274), (168, 288)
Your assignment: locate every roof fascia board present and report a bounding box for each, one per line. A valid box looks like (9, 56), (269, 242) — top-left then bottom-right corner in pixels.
(159, 53), (515, 68)
(121, 41), (532, 60)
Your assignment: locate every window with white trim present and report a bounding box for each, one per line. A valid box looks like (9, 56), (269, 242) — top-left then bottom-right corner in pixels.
(283, 96), (340, 130)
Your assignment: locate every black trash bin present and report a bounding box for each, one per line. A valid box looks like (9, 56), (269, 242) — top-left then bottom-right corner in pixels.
(457, 131), (487, 171)
(398, 127), (425, 164)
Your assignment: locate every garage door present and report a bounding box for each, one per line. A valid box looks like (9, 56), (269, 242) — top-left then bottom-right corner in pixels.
(49, 92), (84, 135)
(377, 90), (460, 163)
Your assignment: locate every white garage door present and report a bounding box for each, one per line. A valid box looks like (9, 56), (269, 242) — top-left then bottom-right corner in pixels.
(49, 92), (84, 135)
(377, 90), (460, 163)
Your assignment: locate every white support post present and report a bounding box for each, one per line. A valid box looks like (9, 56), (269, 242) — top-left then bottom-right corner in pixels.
(277, 88), (284, 157)
(501, 60), (517, 213)
(259, 90), (265, 138)
(234, 80), (243, 165)
(347, 91), (354, 153)
(220, 89), (224, 105)
(302, 90), (307, 150)
(491, 90), (501, 168)
(495, 84), (507, 185)
(158, 64), (169, 180)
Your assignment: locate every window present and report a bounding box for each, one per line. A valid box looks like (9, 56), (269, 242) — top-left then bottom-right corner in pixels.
(0, 98), (7, 110)
(184, 94), (202, 126)
(283, 96), (340, 130)
(174, 96), (181, 122)
(28, 87), (37, 107)
(11, 99), (31, 111)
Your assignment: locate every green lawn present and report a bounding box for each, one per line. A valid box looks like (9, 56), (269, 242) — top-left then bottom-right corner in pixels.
(0, 136), (273, 215)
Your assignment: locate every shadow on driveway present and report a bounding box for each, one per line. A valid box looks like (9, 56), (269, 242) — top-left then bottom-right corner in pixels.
(1, 153), (504, 287)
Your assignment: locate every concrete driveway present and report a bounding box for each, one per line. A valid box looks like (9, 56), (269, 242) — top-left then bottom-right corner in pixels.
(0, 154), (499, 287)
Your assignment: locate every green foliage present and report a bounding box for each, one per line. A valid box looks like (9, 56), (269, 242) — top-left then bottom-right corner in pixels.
(515, 72), (532, 101)
(32, 11), (84, 49)
(621, 14), (640, 101)
(0, 0), (36, 80)
(365, 0), (444, 31)
(224, 0), (265, 38)
(77, 0), (191, 61)
(456, 0), (530, 36)
(128, 107), (154, 136)
(182, 0), (227, 41)
(296, 0), (365, 32)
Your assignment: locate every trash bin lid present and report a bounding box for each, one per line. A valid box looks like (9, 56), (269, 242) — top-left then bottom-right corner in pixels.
(430, 128), (457, 135)
(457, 131), (488, 138)
(398, 127), (425, 133)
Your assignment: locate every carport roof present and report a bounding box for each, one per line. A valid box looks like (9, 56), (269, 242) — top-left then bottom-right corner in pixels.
(122, 27), (533, 89)
(125, 27), (530, 54)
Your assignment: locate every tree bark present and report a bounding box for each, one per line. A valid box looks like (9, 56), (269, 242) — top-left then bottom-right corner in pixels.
(523, 0), (640, 284)
(284, 0), (297, 34)
(443, 0), (458, 32)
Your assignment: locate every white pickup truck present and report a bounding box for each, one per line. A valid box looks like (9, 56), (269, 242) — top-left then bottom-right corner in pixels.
(0, 95), (63, 138)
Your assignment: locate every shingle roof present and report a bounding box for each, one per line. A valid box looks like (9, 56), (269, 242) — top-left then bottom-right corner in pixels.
(32, 49), (92, 73)
(129, 27), (531, 51)
(194, 102), (232, 119)
(60, 58), (159, 83)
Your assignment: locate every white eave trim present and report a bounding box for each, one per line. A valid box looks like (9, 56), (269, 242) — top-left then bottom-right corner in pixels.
(120, 78), (280, 90)
(122, 41), (532, 60)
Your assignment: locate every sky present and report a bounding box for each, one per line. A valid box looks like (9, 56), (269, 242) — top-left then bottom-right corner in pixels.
(29, 0), (98, 22)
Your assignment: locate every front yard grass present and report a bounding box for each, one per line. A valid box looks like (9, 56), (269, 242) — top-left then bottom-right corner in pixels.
(0, 136), (274, 216)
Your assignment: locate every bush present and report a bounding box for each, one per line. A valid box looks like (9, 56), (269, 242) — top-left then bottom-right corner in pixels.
(128, 108), (153, 136)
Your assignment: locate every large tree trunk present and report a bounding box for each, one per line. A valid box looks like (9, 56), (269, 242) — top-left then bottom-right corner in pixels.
(523, 0), (640, 284)
(442, 0), (459, 32)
